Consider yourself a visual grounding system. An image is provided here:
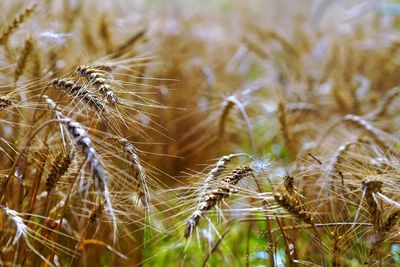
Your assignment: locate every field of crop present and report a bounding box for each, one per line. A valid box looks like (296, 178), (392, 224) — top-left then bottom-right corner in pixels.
(1, 0), (400, 266)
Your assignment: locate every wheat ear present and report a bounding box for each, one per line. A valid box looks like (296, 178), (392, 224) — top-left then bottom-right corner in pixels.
(219, 96), (256, 152)
(46, 150), (74, 193)
(49, 78), (107, 113)
(64, 119), (117, 242)
(364, 86), (400, 120)
(76, 65), (118, 105)
(14, 37), (34, 82)
(201, 153), (251, 196)
(0, 4), (37, 45)
(117, 138), (150, 210)
(0, 95), (15, 111)
(274, 192), (314, 225)
(184, 165), (254, 238)
(111, 29), (146, 58)
(331, 229), (342, 267)
(278, 101), (292, 154)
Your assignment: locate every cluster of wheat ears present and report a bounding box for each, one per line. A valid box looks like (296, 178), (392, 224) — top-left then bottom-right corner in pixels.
(1, 0), (400, 266)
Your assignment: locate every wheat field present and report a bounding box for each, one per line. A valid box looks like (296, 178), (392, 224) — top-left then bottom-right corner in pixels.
(1, 0), (400, 266)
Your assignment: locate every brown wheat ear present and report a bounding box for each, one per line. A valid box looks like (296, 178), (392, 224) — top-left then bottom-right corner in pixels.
(0, 3), (37, 45)
(111, 29), (146, 58)
(362, 179), (383, 230)
(284, 174), (295, 195)
(218, 95), (256, 152)
(99, 14), (113, 53)
(14, 37), (34, 83)
(89, 202), (104, 224)
(76, 65), (118, 105)
(201, 153), (251, 197)
(0, 95), (15, 111)
(117, 138), (150, 210)
(331, 229), (342, 267)
(277, 101), (292, 154)
(64, 119), (117, 242)
(219, 97), (235, 138)
(46, 150), (75, 193)
(184, 165), (254, 238)
(49, 78), (107, 113)
(274, 192), (314, 225)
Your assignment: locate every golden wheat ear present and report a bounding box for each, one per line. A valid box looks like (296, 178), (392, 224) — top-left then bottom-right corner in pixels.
(14, 37), (34, 83)
(0, 95), (15, 111)
(64, 119), (118, 242)
(116, 137), (150, 210)
(331, 229), (343, 267)
(0, 3), (37, 45)
(184, 165), (254, 238)
(0, 205), (51, 265)
(218, 95), (256, 152)
(277, 101), (292, 155)
(49, 78), (107, 113)
(75, 65), (118, 105)
(274, 173), (315, 225)
(46, 150), (75, 193)
(111, 29), (146, 58)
